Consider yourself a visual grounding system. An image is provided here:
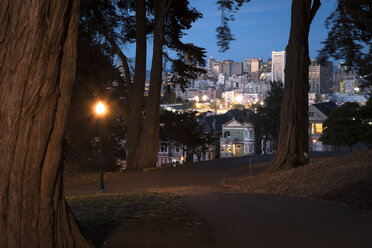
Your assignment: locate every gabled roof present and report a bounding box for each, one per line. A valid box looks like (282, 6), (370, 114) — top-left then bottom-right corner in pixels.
(312, 102), (337, 117)
(222, 118), (243, 127)
(200, 109), (256, 132)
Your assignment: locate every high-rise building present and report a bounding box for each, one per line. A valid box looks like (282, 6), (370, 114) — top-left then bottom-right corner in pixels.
(222, 60), (233, 77)
(309, 60), (321, 94)
(309, 60), (333, 94)
(213, 61), (222, 74)
(319, 61), (333, 94)
(250, 58), (262, 73)
(272, 51), (286, 83)
(208, 56), (216, 71)
(231, 62), (243, 76)
(243, 58), (251, 74)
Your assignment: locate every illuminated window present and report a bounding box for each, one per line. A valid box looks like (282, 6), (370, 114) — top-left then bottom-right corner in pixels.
(311, 123), (315, 134)
(221, 144), (226, 153)
(315, 123), (323, 134)
(227, 145), (232, 153)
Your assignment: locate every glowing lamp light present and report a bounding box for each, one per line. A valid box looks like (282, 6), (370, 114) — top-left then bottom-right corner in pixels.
(235, 95), (243, 103)
(202, 95), (208, 101)
(180, 156), (184, 161)
(312, 139), (317, 143)
(95, 101), (106, 115)
(194, 96), (200, 102)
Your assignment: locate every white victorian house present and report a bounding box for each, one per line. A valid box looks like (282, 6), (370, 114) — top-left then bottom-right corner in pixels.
(220, 118), (255, 158)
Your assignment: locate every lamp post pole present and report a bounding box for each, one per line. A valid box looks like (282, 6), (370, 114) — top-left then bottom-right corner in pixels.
(99, 116), (104, 192)
(95, 101), (106, 192)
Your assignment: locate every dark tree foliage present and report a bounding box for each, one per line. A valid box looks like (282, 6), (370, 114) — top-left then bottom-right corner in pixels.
(64, 2), (127, 169)
(320, 102), (363, 151)
(318, 0), (372, 85)
(359, 98), (372, 144)
(160, 110), (213, 160)
(256, 81), (284, 152)
(216, 0), (251, 52)
(161, 86), (177, 104)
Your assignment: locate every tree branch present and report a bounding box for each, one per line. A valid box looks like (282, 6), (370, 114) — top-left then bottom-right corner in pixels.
(162, 0), (173, 17)
(310, 0), (321, 24)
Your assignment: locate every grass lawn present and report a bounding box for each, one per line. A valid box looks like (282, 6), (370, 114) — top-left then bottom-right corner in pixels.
(67, 192), (215, 248)
(225, 149), (372, 214)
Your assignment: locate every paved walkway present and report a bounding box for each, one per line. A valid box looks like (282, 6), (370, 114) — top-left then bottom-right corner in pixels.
(66, 152), (372, 248)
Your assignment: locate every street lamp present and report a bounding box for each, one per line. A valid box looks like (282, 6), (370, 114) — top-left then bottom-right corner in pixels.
(95, 101), (106, 192)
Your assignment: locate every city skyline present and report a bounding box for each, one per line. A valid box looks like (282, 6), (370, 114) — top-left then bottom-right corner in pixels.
(126, 0), (338, 69)
(183, 0), (337, 62)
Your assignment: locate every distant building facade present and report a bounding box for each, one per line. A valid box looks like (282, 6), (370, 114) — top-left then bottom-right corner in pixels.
(272, 50), (286, 83)
(308, 60), (333, 94)
(308, 102), (337, 151)
(220, 118), (255, 158)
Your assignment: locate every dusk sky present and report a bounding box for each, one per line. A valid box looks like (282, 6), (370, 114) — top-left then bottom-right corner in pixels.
(126, 0), (338, 68)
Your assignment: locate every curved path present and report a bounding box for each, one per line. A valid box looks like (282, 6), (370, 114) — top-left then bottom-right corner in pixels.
(66, 152), (372, 248)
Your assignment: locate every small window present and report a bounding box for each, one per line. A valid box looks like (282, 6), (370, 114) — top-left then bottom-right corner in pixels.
(309, 112), (315, 117)
(315, 123), (323, 134)
(244, 130), (248, 138)
(236, 144), (242, 149)
(227, 145), (232, 153)
(221, 144), (226, 153)
(224, 131), (231, 138)
(249, 144), (254, 153)
(161, 144), (166, 152)
(249, 130), (253, 138)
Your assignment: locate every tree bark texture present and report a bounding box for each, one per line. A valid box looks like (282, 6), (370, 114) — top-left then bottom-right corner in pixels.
(126, 0), (172, 172)
(0, 1), (92, 247)
(126, 0), (147, 172)
(269, 0), (320, 171)
(136, 0), (172, 169)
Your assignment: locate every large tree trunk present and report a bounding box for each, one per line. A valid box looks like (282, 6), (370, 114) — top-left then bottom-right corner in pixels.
(126, 0), (172, 171)
(269, 0), (320, 171)
(126, 0), (147, 172)
(0, 1), (92, 247)
(136, 0), (172, 169)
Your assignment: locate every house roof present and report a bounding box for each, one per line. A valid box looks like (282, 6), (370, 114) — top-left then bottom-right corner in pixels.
(312, 102), (337, 117)
(200, 109), (256, 132)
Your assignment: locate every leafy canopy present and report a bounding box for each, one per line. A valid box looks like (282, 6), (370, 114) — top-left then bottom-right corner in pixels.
(318, 0), (372, 85)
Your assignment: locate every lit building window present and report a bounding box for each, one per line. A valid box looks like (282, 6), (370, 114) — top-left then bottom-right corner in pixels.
(221, 144), (226, 153)
(227, 145), (232, 153)
(315, 123), (323, 134)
